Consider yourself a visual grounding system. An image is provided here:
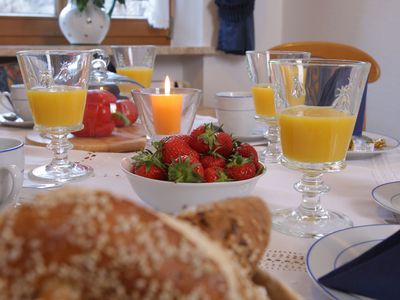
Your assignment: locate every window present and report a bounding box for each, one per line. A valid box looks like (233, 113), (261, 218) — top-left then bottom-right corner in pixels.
(0, 0), (170, 45)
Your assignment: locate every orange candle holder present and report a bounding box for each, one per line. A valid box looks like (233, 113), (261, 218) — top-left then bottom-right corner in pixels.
(132, 87), (202, 149)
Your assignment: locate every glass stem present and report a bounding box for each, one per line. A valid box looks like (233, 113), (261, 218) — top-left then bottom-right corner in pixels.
(294, 172), (330, 220)
(46, 133), (73, 170)
(266, 121), (281, 155)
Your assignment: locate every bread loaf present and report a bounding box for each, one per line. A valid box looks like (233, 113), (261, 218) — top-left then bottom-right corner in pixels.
(0, 188), (268, 300)
(177, 196), (271, 275)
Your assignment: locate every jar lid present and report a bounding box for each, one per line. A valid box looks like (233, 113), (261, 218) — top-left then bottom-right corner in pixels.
(88, 49), (144, 89)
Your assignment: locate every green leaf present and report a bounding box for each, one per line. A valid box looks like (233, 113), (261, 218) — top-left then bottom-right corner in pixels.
(76, 0), (89, 12)
(112, 111), (131, 127)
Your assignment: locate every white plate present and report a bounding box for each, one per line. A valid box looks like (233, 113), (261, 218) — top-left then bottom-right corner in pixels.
(306, 224), (400, 300)
(372, 181), (400, 214)
(0, 113), (34, 128)
(347, 132), (399, 160)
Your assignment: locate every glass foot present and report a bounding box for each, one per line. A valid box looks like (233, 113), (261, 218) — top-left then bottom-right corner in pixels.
(272, 207), (353, 238)
(29, 163), (93, 183)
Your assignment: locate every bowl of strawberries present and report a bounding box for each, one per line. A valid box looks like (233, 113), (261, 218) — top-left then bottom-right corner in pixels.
(121, 123), (266, 214)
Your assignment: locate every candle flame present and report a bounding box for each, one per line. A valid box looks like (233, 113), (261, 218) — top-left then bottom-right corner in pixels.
(165, 76), (171, 95)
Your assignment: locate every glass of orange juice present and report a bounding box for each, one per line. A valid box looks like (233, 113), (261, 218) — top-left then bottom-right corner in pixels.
(16, 50), (93, 183)
(111, 45), (156, 94)
(246, 50), (310, 164)
(269, 58), (371, 238)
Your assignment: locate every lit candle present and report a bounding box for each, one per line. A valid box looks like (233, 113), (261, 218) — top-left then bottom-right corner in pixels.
(151, 76), (183, 135)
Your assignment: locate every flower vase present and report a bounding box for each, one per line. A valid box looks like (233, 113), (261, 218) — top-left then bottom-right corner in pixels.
(58, 0), (110, 44)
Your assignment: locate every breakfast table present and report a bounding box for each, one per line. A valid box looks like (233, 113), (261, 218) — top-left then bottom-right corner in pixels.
(0, 115), (399, 299)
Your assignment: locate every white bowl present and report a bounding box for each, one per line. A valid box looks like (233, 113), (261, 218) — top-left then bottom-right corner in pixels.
(121, 157), (265, 214)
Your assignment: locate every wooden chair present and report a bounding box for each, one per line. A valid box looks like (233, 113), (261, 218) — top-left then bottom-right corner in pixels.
(269, 41), (380, 83)
(269, 41), (380, 132)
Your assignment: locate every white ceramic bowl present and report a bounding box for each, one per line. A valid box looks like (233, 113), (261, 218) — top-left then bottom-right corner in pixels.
(121, 157), (265, 214)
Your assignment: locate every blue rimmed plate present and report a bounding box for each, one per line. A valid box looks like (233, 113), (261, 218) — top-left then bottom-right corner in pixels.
(306, 224), (400, 300)
(372, 181), (400, 215)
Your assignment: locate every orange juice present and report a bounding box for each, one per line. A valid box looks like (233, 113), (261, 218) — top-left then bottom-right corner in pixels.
(251, 84), (276, 117)
(26, 86), (86, 128)
(116, 67), (153, 92)
(279, 106), (356, 163)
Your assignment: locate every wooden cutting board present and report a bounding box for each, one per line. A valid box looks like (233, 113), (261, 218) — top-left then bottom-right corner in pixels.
(26, 124), (146, 153)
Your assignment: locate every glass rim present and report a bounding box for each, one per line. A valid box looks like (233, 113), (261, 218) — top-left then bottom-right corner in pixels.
(131, 87), (202, 95)
(269, 58), (371, 67)
(110, 45), (157, 49)
(245, 50), (311, 56)
(16, 49), (95, 56)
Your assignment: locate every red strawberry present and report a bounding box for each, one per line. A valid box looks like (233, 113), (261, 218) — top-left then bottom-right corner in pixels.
(135, 164), (167, 180)
(189, 123), (218, 154)
(160, 136), (199, 164)
(168, 155), (204, 183)
(131, 150), (167, 180)
(213, 132), (234, 158)
(225, 155), (256, 181)
(237, 143), (259, 163)
(200, 155), (226, 169)
(204, 166), (229, 183)
(161, 134), (191, 145)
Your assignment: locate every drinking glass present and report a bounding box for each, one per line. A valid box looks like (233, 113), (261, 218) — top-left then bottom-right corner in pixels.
(111, 45), (156, 93)
(270, 58), (370, 238)
(246, 50), (311, 163)
(17, 50), (93, 183)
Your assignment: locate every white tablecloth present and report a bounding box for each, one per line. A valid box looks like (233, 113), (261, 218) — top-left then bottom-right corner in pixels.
(1, 121), (399, 299)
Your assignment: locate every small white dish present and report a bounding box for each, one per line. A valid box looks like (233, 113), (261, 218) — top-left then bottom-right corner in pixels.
(0, 113), (34, 128)
(306, 224), (400, 300)
(372, 181), (400, 215)
(347, 132), (399, 160)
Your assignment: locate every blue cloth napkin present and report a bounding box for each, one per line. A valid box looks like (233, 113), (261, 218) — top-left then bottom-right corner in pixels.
(318, 229), (400, 300)
(215, 0), (255, 55)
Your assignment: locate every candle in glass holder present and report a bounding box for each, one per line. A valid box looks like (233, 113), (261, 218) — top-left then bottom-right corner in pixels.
(151, 76), (183, 135)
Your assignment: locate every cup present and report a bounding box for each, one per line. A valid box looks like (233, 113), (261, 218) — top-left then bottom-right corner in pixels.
(0, 138), (24, 208)
(215, 92), (258, 137)
(0, 84), (33, 121)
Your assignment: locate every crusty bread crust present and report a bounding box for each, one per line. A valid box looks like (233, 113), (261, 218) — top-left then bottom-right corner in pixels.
(177, 196), (271, 275)
(0, 188), (268, 300)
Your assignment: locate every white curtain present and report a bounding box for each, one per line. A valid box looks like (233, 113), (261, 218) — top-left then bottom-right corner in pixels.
(145, 0), (169, 29)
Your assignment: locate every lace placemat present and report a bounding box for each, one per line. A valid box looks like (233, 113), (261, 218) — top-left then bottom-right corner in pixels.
(259, 249), (306, 272)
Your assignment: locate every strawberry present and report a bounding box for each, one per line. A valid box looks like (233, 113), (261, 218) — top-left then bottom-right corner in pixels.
(189, 123), (219, 154)
(158, 136), (199, 165)
(135, 164), (167, 180)
(225, 154), (256, 181)
(161, 134), (191, 145)
(204, 166), (229, 183)
(213, 132), (234, 158)
(237, 143), (259, 163)
(200, 155), (226, 169)
(131, 150), (167, 180)
(168, 155), (204, 183)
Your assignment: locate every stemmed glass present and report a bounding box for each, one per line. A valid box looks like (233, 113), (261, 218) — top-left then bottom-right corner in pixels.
(111, 45), (157, 92)
(17, 50), (93, 183)
(270, 58), (371, 238)
(246, 50), (311, 163)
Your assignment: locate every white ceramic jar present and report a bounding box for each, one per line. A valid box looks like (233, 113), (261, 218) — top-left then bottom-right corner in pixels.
(58, 0), (110, 44)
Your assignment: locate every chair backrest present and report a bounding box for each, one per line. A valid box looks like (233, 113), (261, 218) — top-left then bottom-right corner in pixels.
(269, 41), (380, 83)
